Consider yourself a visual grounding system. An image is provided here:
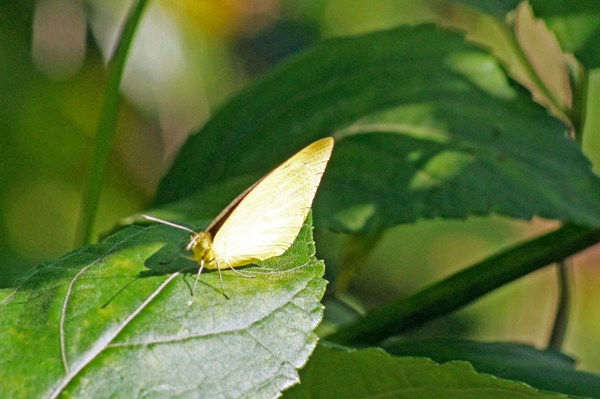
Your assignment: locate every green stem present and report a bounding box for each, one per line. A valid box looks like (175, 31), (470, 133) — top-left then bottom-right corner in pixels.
(76, 0), (149, 246)
(548, 260), (571, 350)
(571, 65), (588, 145)
(327, 224), (600, 346)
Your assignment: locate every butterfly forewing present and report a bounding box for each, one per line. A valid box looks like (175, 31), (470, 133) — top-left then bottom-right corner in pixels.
(211, 137), (334, 268)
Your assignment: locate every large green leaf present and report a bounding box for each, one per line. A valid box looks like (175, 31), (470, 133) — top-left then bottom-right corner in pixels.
(283, 345), (573, 398)
(0, 217), (325, 398)
(384, 339), (600, 398)
(155, 24), (525, 204)
(155, 24), (600, 234)
(530, 0), (600, 69)
(317, 128), (600, 231)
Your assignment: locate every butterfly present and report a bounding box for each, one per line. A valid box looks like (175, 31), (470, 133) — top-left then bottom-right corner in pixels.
(144, 137), (334, 297)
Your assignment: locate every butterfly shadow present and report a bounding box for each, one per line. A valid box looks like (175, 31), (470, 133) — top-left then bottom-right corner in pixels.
(141, 243), (238, 298)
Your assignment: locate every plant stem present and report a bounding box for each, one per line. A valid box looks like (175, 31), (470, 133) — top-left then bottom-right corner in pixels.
(548, 260), (571, 350)
(75, 0), (149, 246)
(327, 224), (600, 346)
(571, 64), (588, 145)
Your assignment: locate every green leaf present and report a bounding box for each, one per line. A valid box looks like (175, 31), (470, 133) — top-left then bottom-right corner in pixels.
(0, 217), (325, 398)
(530, 0), (600, 69)
(384, 339), (600, 398)
(155, 24), (514, 204)
(449, 0), (521, 17)
(316, 129), (600, 232)
(155, 24), (600, 234)
(283, 345), (573, 398)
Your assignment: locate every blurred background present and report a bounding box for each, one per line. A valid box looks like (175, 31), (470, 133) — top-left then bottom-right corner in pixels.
(2, 0), (600, 372)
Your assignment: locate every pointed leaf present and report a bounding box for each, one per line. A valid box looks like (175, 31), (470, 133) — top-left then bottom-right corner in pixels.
(514, 2), (572, 114)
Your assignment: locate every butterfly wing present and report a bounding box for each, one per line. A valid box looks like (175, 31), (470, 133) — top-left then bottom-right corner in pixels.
(210, 137), (334, 268)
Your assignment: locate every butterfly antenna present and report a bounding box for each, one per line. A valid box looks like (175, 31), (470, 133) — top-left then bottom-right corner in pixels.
(192, 260), (205, 296)
(142, 214), (196, 234)
(215, 259), (229, 299)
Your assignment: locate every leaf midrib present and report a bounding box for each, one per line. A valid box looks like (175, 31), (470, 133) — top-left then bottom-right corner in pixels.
(48, 262), (180, 398)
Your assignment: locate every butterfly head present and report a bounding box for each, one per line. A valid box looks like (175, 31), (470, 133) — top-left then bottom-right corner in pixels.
(187, 231), (216, 267)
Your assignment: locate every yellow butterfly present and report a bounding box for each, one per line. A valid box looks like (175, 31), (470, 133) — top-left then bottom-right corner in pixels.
(144, 137), (334, 296)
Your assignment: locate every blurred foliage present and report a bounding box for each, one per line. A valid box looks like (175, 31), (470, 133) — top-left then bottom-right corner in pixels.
(3, 0), (600, 389)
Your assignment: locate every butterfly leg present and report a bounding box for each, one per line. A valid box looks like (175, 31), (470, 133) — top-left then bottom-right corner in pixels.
(226, 262), (256, 279)
(215, 259), (230, 299)
(191, 259), (205, 296)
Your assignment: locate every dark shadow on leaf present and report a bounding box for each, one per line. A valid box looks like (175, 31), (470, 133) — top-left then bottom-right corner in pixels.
(143, 240), (194, 274)
(140, 241), (229, 297)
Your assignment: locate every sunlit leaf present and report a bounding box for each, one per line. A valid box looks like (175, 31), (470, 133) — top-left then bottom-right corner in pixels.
(0, 217), (325, 398)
